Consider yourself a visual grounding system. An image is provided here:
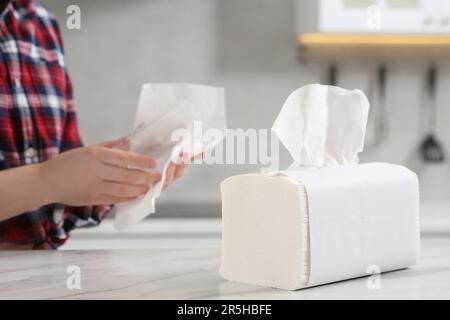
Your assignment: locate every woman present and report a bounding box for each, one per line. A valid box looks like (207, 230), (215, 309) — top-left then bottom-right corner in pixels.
(0, 0), (188, 249)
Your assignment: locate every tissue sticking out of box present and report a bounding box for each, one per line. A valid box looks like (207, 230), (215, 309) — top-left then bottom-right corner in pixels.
(272, 84), (369, 167)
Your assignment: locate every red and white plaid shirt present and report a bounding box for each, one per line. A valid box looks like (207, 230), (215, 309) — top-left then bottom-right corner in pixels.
(0, 0), (111, 249)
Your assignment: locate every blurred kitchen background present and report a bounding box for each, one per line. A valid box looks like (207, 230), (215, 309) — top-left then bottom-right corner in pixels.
(42, 0), (450, 249)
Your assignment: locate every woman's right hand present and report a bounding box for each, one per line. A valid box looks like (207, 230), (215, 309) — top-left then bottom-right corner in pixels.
(39, 143), (160, 206)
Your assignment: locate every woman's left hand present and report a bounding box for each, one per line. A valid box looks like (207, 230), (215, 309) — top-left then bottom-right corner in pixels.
(163, 152), (205, 190)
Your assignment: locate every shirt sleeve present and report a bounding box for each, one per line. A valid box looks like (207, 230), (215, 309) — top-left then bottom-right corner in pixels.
(60, 72), (84, 152)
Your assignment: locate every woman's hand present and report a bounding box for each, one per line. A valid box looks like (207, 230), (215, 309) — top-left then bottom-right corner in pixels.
(0, 140), (202, 222)
(39, 141), (161, 206)
(163, 152), (205, 190)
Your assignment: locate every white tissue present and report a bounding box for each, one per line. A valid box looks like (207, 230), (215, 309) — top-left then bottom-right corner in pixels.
(272, 84), (369, 167)
(114, 83), (226, 230)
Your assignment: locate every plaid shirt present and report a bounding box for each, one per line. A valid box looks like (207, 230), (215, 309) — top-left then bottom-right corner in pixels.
(0, 0), (111, 249)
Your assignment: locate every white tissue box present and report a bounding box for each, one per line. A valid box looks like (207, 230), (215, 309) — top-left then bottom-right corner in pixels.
(219, 163), (420, 290)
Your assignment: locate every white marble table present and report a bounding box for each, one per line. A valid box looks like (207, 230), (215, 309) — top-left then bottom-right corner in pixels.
(0, 236), (449, 300)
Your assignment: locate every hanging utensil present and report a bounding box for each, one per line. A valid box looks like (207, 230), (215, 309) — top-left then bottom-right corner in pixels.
(376, 65), (389, 143)
(365, 64), (389, 151)
(419, 65), (445, 163)
(327, 64), (338, 86)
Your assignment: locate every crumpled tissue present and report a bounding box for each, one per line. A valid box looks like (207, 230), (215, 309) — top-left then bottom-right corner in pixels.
(272, 84), (369, 167)
(114, 83), (226, 230)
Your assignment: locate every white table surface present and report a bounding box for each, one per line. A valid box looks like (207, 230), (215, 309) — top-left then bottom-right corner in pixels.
(0, 236), (449, 300)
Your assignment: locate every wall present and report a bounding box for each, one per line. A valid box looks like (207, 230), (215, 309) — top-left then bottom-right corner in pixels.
(43, 0), (450, 205)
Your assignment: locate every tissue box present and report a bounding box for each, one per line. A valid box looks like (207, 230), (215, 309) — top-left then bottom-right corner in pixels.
(219, 163), (420, 290)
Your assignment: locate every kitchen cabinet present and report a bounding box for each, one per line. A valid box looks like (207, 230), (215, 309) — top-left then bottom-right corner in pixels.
(296, 0), (450, 58)
(298, 0), (450, 34)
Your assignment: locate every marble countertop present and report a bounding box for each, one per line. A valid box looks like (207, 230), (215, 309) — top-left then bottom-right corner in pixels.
(1, 236), (449, 300)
